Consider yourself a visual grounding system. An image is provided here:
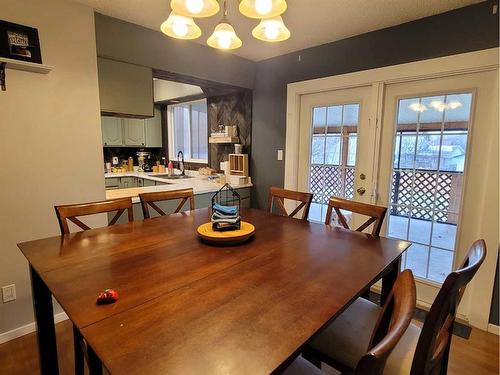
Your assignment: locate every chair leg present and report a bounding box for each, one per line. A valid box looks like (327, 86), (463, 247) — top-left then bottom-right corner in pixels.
(73, 324), (84, 375)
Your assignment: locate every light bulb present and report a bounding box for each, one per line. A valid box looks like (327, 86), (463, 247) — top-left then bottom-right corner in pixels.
(172, 19), (189, 37)
(217, 33), (232, 49)
(185, 0), (203, 14)
(255, 0), (272, 15)
(263, 23), (280, 40)
(447, 101), (463, 109)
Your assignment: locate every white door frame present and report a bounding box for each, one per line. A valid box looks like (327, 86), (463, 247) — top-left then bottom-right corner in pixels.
(285, 48), (499, 329)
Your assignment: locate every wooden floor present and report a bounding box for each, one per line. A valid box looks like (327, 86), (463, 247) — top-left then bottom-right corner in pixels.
(0, 319), (498, 374)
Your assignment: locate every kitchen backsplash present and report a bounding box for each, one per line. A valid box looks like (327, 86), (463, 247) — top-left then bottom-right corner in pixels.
(103, 147), (163, 166)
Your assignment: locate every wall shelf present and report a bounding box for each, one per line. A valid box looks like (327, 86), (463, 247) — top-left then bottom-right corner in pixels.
(0, 57), (53, 74)
(209, 136), (239, 144)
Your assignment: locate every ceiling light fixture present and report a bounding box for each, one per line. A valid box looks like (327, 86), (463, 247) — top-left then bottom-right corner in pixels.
(170, 0), (220, 17)
(207, 1), (242, 50)
(239, 0), (287, 18)
(252, 16), (290, 42)
(161, 0), (289, 51)
(160, 11), (202, 39)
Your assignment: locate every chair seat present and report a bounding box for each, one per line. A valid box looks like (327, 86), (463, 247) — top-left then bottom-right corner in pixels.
(309, 297), (421, 375)
(283, 357), (325, 375)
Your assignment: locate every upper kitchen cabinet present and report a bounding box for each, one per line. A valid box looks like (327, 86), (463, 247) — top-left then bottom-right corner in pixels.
(144, 107), (162, 147)
(102, 116), (123, 146)
(123, 118), (146, 146)
(97, 58), (153, 118)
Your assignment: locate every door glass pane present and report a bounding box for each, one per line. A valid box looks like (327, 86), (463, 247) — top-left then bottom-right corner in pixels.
(309, 103), (360, 222)
(388, 92), (472, 283)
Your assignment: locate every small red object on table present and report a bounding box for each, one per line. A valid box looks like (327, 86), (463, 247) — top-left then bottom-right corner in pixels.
(96, 289), (118, 305)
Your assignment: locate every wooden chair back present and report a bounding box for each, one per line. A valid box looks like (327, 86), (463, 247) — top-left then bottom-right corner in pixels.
(410, 240), (487, 375)
(139, 188), (195, 219)
(55, 197), (133, 234)
(267, 187), (313, 220)
(355, 269), (416, 375)
(325, 197), (387, 236)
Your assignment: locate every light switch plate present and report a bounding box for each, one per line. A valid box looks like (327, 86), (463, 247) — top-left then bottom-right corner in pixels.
(2, 284), (16, 303)
(277, 149), (283, 161)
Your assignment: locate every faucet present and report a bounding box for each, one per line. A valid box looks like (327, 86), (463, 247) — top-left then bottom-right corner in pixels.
(177, 150), (185, 175)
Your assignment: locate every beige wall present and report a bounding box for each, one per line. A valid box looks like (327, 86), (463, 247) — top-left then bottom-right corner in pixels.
(0, 0), (105, 335)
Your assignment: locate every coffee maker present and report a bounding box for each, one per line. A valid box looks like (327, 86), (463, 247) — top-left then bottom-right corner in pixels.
(136, 151), (151, 172)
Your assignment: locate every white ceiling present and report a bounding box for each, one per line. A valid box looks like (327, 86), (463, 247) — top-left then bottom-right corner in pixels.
(74, 0), (483, 61)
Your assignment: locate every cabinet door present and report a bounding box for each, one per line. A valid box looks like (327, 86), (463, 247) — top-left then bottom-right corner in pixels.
(123, 119), (146, 146)
(145, 108), (162, 147)
(98, 58), (154, 117)
(101, 117), (123, 146)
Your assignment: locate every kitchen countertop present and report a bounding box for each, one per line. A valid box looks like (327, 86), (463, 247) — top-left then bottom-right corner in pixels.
(105, 171), (252, 203)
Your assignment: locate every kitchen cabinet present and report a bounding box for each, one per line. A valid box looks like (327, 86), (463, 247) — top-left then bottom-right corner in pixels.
(101, 117), (123, 146)
(143, 179), (156, 187)
(119, 177), (136, 189)
(97, 58), (153, 118)
(145, 108), (162, 147)
(123, 119), (146, 146)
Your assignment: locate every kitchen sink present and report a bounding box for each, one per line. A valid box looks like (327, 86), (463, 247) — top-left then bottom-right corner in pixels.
(149, 174), (193, 180)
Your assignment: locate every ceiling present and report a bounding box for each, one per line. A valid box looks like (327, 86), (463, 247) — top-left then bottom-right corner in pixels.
(74, 0), (483, 61)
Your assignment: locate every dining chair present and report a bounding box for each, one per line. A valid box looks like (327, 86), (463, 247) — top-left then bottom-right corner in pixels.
(303, 239), (487, 375)
(325, 197), (387, 236)
(286, 269), (416, 375)
(54, 197), (133, 375)
(55, 197), (134, 234)
(267, 186), (313, 220)
(139, 188), (195, 219)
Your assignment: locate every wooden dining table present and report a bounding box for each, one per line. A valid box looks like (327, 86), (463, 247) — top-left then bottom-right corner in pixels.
(18, 208), (410, 375)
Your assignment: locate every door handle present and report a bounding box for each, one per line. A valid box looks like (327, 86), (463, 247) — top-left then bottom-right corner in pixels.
(356, 187), (366, 195)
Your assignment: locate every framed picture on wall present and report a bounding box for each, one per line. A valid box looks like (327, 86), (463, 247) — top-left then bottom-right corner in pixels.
(0, 20), (42, 64)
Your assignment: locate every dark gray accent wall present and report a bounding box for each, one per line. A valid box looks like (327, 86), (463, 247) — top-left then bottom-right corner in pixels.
(94, 13), (256, 89)
(251, 0), (499, 210)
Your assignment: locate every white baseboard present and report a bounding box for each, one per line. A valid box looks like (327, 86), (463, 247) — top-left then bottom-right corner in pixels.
(0, 312), (69, 345)
(487, 323), (500, 335)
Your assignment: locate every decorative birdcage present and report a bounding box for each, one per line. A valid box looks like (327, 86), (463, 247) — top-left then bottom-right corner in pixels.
(211, 183), (241, 231)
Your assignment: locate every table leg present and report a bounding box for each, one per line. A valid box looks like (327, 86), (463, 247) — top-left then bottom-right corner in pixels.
(88, 345), (103, 375)
(380, 257), (401, 305)
(30, 266), (59, 375)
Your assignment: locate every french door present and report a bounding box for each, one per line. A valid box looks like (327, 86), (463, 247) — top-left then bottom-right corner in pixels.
(297, 86), (375, 227)
(377, 71), (498, 308)
(294, 69), (498, 319)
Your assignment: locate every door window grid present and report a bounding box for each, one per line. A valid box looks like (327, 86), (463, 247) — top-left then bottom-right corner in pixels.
(388, 93), (472, 283)
(169, 99), (208, 163)
(309, 104), (359, 222)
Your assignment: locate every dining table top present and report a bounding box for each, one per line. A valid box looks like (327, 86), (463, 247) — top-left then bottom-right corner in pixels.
(18, 208), (410, 374)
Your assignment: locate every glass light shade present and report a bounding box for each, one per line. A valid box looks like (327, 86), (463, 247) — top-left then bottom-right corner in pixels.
(207, 22), (242, 50)
(170, 0), (220, 17)
(160, 11), (202, 40)
(252, 16), (290, 42)
(239, 0), (287, 19)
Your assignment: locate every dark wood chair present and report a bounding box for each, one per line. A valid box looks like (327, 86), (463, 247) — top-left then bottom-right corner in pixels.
(139, 188), (195, 219)
(285, 269), (416, 375)
(55, 197), (134, 234)
(325, 197), (387, 236)
(301, 240), (487, 375)
(54, 197), (133, 375)
(267, 187), (313, 220)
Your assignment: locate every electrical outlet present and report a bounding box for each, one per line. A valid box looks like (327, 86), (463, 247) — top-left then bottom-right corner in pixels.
(2, 284), (16, 303)
(277, 149), (283, 161)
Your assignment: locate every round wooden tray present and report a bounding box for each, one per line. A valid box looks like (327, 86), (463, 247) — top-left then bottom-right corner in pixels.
(197, 221), (255, 246)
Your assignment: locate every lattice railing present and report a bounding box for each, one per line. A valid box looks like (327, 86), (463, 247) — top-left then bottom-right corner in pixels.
(391, 170), (462, 224)
(310, 165), (355, 204)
